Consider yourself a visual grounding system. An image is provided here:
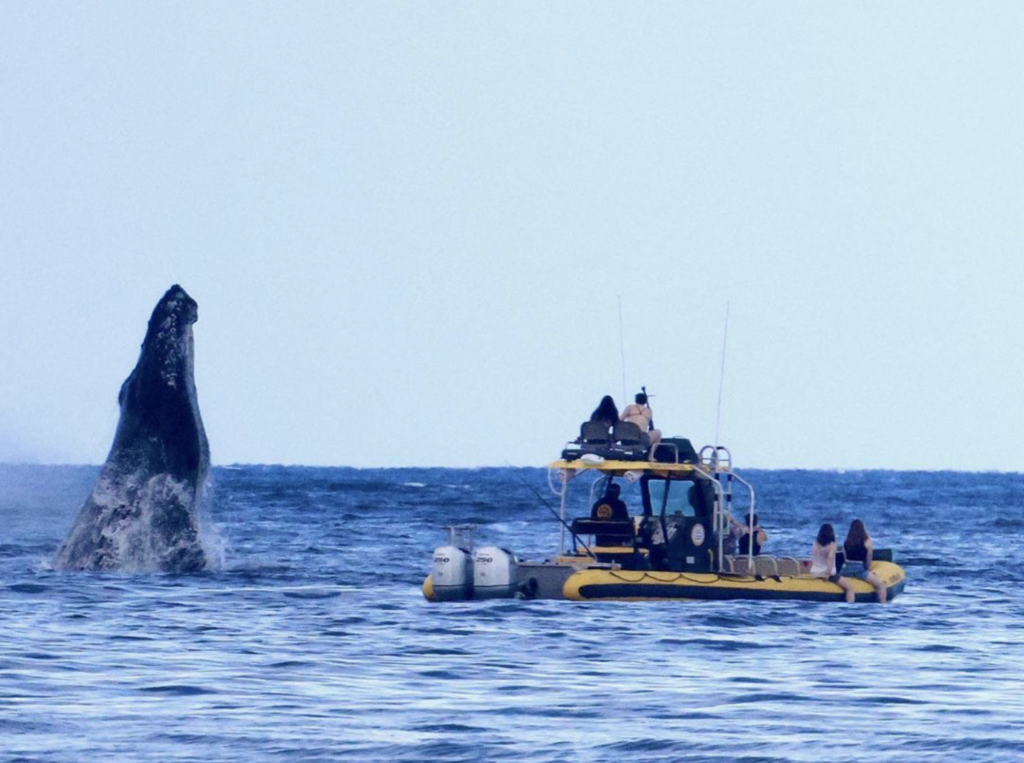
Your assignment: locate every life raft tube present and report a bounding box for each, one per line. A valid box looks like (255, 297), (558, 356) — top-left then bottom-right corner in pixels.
(562, 560), (906, 603)
(422, 574), (437, 602)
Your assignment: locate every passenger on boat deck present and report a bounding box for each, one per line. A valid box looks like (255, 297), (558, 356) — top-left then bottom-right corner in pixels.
(589, 395), (619, 430)
(843, 519), (888, 604)
(737, 513), (768, 556)
(810, 523), (855, 603)
(722, 513), (746, 555)
(620, 392), (662, 446)
(591, 483), (631, 547)
(591, 483), (629, 521)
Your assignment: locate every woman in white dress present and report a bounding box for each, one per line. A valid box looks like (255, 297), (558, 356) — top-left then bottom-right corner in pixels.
(810, 523), (855, 603)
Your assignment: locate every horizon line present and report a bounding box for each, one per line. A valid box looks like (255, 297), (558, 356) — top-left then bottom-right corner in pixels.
(0, 460), (1020, 476)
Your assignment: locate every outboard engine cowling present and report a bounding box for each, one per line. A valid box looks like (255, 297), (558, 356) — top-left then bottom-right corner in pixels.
(473, 546), (518, 599)
(431, 545), (473, 601)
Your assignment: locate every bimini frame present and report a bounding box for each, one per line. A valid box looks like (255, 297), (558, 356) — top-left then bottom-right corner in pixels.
(547, 450), (756, 573)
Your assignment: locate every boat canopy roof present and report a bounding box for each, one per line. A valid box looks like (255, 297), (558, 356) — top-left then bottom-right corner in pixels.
(549, 459), (725, 476)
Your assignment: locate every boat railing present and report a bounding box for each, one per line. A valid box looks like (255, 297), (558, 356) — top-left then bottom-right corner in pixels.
(700, 444), (732, 470)
(726, 555), (754, 575)
(653, 441), (679, 463)
(724, 555), (805, 578)
(547, 464), (567, 497)
(691, 451), (756, 573)
(687, 460), (728, 571)
(775, 557), (802, 577)
(728, 470), (758, 568)
(711, 447), (734, 570)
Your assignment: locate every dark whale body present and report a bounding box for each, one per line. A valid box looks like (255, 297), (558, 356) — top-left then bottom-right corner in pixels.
(54, 285), (211, 572)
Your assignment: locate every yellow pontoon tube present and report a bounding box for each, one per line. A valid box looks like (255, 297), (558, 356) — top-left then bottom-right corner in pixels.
(563, 561), (906, 602)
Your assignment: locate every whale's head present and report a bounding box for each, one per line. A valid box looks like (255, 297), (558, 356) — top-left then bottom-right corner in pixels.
(130, 284), (199, 392)
(110, 284), (209, 482)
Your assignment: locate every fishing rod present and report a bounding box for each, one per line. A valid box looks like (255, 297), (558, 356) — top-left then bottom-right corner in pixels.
(640, 384), (656, 432)
(617, 294), (627, 405)
(714, 301), (730, 448)
(505, 463), (594, 558)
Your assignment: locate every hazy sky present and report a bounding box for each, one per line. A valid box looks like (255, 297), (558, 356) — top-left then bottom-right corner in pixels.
(1, 3), (1021, 470)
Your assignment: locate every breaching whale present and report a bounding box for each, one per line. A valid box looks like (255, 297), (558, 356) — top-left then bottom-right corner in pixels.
(54, 285), (212, 572)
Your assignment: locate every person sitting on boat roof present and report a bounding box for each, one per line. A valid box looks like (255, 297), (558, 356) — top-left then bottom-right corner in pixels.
(589, 395), (619, 430)
(620, 392), (662, 448)
(590, 483), (631, 546)
(737, 513), (768, 556)
(810, 523), (855, 603)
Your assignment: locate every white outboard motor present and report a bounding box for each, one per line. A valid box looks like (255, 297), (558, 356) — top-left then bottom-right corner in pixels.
(431, 544), (474, 601)
(473, 546), (518, 599)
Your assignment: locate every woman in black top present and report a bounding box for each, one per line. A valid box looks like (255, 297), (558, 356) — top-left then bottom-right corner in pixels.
(843, 519), (888, 603)
(738, 513), (768, 556)
(589, 396), (619, 429)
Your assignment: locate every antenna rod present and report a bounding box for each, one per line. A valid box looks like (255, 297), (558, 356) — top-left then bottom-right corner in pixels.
(617, 294), (627, 404)
(715, 302), (730, 447)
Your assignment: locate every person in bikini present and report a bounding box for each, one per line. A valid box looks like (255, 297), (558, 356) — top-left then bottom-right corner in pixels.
(620, 391), (662, 447)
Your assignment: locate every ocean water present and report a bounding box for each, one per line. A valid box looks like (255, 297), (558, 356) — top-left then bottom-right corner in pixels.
(1, 464), (1022, 763)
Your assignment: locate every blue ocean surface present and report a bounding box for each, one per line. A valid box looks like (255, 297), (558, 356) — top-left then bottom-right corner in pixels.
(1, 464), (1022, 763)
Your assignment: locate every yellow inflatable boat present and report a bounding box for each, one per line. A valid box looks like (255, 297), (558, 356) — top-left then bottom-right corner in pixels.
(423, 435), (907, 604)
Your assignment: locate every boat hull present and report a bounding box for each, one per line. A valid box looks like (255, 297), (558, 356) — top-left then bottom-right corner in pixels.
(562, 561), (906, 603)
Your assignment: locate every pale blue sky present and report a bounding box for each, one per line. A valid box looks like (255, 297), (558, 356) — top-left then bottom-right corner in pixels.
(1, 3), (1021, 469)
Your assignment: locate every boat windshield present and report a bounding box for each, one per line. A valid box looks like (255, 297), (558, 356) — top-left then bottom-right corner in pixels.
(646, 479), (696, 517)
